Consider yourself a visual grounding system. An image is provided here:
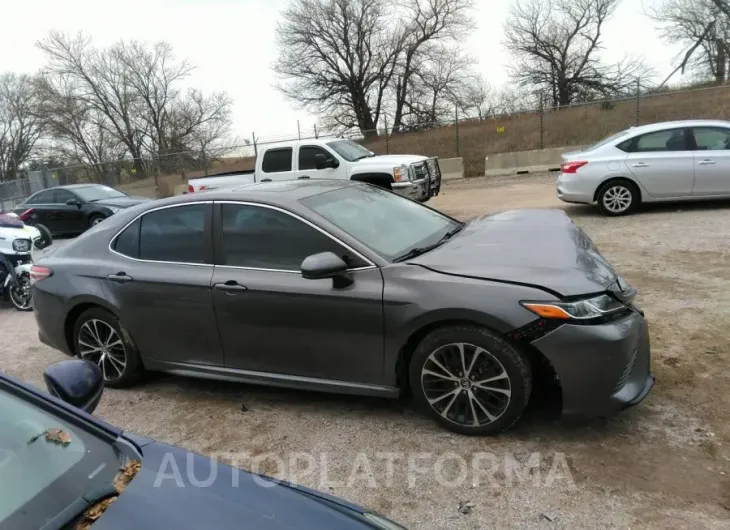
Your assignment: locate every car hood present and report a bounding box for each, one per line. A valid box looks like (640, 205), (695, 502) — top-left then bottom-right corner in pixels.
(93, 441), (376, 530)
(410, 209), (618, 297)
(355, 154), (428, 168)
(92, 196), (151, 208)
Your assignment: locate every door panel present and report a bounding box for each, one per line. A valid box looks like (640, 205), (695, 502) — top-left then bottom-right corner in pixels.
(51, 190), (87, 232)
(102, 203), (223, 366)
(690, 127), (730, 196)
(622, 128), (694, 198)
(101, 260), (223, 366)
(212, 267), (384, 383)
(211, 201), (384, 384)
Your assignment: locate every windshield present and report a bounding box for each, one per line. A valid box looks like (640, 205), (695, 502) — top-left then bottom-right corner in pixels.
(301, 185), (461, 261)
(75, 185), (127, 202)
(588, 129), (631, 151)
(0, 386), (121, 529)
(326, 139), (375, 162)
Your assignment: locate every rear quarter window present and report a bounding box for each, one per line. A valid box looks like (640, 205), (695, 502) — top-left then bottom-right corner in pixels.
(113, 218), (141, 258)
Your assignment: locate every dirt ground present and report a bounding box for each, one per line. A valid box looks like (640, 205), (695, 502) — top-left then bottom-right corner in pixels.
(2, 174), (729, 529)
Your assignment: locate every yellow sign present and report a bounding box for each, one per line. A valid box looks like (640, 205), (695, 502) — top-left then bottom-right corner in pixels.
(496, 126), (505, 133)
(51, 173), (57, 179)
(130, 168), (137, 175)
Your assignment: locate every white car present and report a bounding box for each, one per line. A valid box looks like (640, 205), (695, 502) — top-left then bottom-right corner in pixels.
(556, 119), (730, 215)
(187, 138), (442, 202)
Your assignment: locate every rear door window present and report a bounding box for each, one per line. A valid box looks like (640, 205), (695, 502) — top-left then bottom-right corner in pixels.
(134, 205), (207, 263)
(261, 148), (293, 173)
(619, 129), (689, 153)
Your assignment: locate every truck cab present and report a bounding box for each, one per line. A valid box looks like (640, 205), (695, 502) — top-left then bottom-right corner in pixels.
(187, 138), (441, 202)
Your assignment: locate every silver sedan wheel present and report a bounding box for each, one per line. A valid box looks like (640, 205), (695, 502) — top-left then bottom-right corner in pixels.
(78, 319), (127, 382)
(421, 343), (511, 427)
(602, 185), (633, 213)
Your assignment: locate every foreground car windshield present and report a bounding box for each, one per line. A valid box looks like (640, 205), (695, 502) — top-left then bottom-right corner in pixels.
(0, 387), (121, 528)
(75, 185), (127, 202)
(326, 139), (374, 161)
(301, 185), (461, 261)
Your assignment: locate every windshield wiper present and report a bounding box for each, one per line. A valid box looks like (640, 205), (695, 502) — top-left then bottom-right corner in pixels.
(393, 224), (464, 263)
(39, 484), (118, 530)
(352, 153), (375, 161)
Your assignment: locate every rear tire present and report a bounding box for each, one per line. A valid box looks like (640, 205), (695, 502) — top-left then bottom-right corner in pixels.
(409, 324), (532, 436)
(9, 273), (32, 311)
(597, 180), (639, 216)
(73, 307), (142, 388)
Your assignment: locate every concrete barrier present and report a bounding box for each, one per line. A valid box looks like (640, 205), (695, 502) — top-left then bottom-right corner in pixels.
(484, 145), (588, 177)
(439, 157), (464, 181)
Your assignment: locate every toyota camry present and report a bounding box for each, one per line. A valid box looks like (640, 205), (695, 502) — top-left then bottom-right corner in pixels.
(31, 180), (654, 435)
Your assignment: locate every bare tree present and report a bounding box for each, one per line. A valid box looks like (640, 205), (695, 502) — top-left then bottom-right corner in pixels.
(651, 0), (730, 86)
(456, 74), (496, 120)
(391, 0), (474, 130)
(275, 0), (400, 136)
(504, 0), (652, 107)
(0, 73), (44, 182)
(401, 44), (474, 124)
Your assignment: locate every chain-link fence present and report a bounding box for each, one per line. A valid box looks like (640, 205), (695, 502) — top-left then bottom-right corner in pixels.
(2, 83), (729, 205)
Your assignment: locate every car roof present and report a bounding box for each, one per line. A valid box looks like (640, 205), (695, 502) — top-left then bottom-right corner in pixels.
(626, 119), (730, 135)
(148, 179), (358, 209)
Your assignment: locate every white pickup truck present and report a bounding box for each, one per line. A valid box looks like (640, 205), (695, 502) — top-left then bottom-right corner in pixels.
(186, 138), (442, 202)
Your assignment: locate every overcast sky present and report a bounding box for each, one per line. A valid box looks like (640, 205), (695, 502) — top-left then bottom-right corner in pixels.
(1, 0), (680, 141)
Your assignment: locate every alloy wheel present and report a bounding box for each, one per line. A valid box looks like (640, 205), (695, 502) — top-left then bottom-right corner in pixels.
(602, 185), (632, 213)
(9, 275), (32, 311)
(78, 319), (127, 382)
(420, 343), (512, 427)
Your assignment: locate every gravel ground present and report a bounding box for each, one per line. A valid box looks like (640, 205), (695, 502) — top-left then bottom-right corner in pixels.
(2, 174), (729, 529)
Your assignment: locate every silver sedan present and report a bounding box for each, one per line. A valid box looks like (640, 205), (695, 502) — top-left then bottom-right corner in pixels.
(556, 119), (730, 215)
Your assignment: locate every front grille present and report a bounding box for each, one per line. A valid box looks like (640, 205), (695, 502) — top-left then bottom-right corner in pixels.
(613, 347), (638, 393)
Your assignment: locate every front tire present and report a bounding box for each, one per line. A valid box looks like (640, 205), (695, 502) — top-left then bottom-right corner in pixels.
(409, 325), (532, 435)
(597, 180), (639, 216)
(88, 214), (106, 228)
(73, 307), (142, 388)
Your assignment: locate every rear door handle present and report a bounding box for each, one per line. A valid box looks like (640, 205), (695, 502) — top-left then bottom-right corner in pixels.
(632, 162), (649, 168)
(698, 159), (716, 165)
(107, 272), (133, 284)
(214, 281), (248, 293)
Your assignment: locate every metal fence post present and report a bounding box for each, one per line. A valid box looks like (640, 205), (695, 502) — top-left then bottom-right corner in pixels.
(455, 108), (461, 157)
(314, 124), (319, 139)
(252, 132), (258, 158)
(635, 78), (641, 126)
(540, 92), (545, 149)
(202, 149), (209, 177)
(384, 116), (390, 154)
(297, 120), (301, 140)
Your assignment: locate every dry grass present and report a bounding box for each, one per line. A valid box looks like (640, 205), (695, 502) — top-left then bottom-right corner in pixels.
(125, 84), (730, 196)
(363, 85), (730, 177)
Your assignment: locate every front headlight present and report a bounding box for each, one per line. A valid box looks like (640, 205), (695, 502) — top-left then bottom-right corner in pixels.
(393, 164), (410, 182)
(362, 513), (408, 529)
(12, 239), (31, 252)
(521, 294), (626, 321)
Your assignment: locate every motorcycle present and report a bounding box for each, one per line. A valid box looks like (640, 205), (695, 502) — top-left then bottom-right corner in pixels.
(0, 213), (53, 311)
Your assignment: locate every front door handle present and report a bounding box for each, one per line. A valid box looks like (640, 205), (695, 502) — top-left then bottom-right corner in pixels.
(214, 281), (248, 293)
(107, 272), (133, 284)
(632, 162), (649, 168)
(698, 159), (716, 165)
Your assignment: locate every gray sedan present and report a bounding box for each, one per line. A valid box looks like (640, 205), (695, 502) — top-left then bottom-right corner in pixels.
(31, 180), (654, 435)
(557, 119), (730, 215)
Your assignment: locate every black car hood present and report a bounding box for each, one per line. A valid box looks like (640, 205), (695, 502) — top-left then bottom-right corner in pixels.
(92, 196), (150, 208)
(411, 209), (617, 297)
(93, 441), (375, 530)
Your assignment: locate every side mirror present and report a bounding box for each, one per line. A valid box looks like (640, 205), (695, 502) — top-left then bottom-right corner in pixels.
(65, 198), (80, 207)
(43, 360), (104, 414)
(315, 153), (338, 170)
(301, 252), (352, 286)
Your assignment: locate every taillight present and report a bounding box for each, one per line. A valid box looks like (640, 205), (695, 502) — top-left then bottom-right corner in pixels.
(560, 161), (588, 174)
(30, 265), (52, 283)
(187, 184), (194, 193)
(19, 208), (36, 221)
